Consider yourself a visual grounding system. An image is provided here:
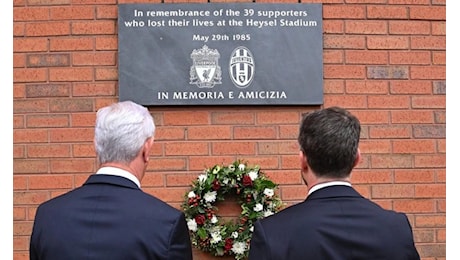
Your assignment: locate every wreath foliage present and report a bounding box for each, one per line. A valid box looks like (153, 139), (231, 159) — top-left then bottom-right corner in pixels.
(181, 160), (283, 259)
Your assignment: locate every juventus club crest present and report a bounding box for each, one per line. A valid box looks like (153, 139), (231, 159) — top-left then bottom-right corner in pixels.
(189, 45), (222, 88)
(229, 46), (255, 89)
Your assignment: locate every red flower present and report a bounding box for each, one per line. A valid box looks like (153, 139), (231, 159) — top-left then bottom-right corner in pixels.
(224, 238), (233, 252)
(242, 175), (253, 186)
(212, 179), (221, 190)
(195, 214), (206, 225)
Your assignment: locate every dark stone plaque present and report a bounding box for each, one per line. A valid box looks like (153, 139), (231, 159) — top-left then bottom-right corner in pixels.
(118, 3), (323, 106)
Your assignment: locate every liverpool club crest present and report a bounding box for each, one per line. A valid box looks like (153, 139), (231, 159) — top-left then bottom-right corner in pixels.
(189, 45), (222, 88)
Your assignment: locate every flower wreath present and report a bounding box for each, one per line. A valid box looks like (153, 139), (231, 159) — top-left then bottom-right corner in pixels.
(181, 160), (283, 259)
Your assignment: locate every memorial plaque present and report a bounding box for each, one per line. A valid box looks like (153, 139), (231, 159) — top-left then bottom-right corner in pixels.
(118, 3), (323, 106)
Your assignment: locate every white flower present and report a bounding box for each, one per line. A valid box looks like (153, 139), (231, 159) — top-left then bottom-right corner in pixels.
(187, 219), (197, 232)
(198, 174), (207, 183)
(231, 231), (239, 239)
(264, 210), (274, 217)
(248, 170), (258, 181)
(228, 164), (235, 172)
(238, 163), (245, 171)
(222, 178), (229, 185)
(211, 215), (218, 224)
(187, 191), (196, 198)
(263, 188), (274, 197)
(253, 203), (263, 212)
(210, 231), (222, 244)
(212, 166), (221, 174)
(250, 226), (254, 232)
(231, 241), (247, 255)
(204, 191), (217, 203)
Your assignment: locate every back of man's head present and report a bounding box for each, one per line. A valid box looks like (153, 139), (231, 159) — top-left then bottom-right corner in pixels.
(298, 106), (361, 178)
(94, 101), (155, 164)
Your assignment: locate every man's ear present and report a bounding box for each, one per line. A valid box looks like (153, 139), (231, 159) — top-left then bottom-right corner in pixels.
(353, 148), (361, 168)
(142, 137), (154, 163)
(299, 150), (308, 172)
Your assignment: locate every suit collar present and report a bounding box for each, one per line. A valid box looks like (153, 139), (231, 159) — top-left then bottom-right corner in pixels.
(306, 185), (363, 200)
(84, 174), (141, 190)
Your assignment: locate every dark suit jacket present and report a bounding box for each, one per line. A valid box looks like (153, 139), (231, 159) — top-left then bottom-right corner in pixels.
(249, 185), (420, 260)
(30, 174), (193, 260)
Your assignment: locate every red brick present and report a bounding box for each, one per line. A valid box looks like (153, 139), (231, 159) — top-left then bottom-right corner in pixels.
(164, 111), (209, 125)
(433, 51), (446, 65)
(211, 142), (255, 155)
(95, 68), (118, 81)
(96, 6), (118, 19)
(391, 110), (434, 124)
(73, 83), (116, 97)
(73, 52), (116, 66)
(351, 169), (393, 184)
(257, 111), (300, 124)
(390, 80), (432, 94)
(165, 142), (209, 156)
(415, 215), (445, 228)
(323, 20), (344, 34)
(359, 140), (391, 153)
(72, 143), (95, 157)
(50, 99), (93, 112)
(411, 66), (445, 80)
(13, 176), (27, 190)
(369, 125), (411, 138)
(13, 7), (49, 21)
(95, 36), (118, 50)
(14, 53), (25, 68)
(324, 80), (345, 93)
(279, 125), (299, 139)
(280, 155), (299, 169)
(50, 6), (95, 20)
(415, 184), (445, 198)
(49, 68), (93, 81)
(410, 6), (445, 20)
(50, 159), (95, 173)
(324, 95), (367, 108)
(72, 21), (116, 35)
(27, 53), (70, 67)
(280, 185), (308, 201)
(146, 187), (190, 203)
(323, 5), (366, 19)
(394, 169), (435, 183)
(13, 191), (50, 205)
(368, 95), (410, 109)
(412, 96), (445, 109)
(211, 112), (254, 125)
(345, 50), (388, 64)
(389, 21), (431, 34)
(370, 154), (413, 168)
(233, 126), (276, 139)
(372, 184), (415, 198)
(14, 129), (49, 144)
(28, 144), (71, 158)
(349, 110), (390, 124)
(394, 199), (436, 213)
(141, 172), (165, 187)
(324, 65), (365, 79)
(345, 20), (387, 34)
(13, 99), (49, 113)
(26, 84), (70, 98)
(414, 155), (445, 168)
(29, 175), (74, 189)
(71, 113), (96, 127)
(146, 157), (187, 171)
(323, 50), (344, 64)
(165, 173), (198, 187)
(49, 128), (94, 142)
(393, 140), (436, 153)
(389, 51), (431, 64)
(25, 21), (71, 36)
(50, 37), (94, 51)
(432, 22), (446, 36)
(323, 35), (366, 49)
(411, 36), (446, 50)
(367, 5), (408, 19)
(13, 68), (47, 83)
(367, 36), (409, 49)
(367, 66), (409, 79)
(188, 126), (232, 140)
(257, 141), (298, 155)
(264, 170), (303, 185)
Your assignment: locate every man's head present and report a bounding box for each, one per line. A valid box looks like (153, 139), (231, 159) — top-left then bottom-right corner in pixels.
(298, 106), (361, 182)
(94, 101), (155, 166)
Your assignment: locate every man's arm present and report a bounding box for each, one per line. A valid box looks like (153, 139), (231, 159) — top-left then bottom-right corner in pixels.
(168, 213), (193, 260)
(248, 220), (270, 260)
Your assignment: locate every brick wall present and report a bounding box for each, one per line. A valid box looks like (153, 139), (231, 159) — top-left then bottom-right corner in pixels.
(13, 0), (446, 259)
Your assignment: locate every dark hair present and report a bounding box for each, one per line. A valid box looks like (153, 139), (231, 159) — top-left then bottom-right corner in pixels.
(297, 106), (361, 178)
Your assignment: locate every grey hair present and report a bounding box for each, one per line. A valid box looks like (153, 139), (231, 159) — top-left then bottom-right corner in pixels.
(94, 101), (155, 164)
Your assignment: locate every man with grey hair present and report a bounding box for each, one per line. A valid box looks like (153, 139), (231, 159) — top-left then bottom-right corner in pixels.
(30, 100), (193, 260)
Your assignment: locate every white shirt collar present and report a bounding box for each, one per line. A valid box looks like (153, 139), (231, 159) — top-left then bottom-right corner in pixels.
(96, 166), (141, 188)
(308, 181), (351, 196)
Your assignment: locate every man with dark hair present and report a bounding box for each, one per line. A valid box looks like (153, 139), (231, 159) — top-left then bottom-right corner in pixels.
(249, 106), (420, 260)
